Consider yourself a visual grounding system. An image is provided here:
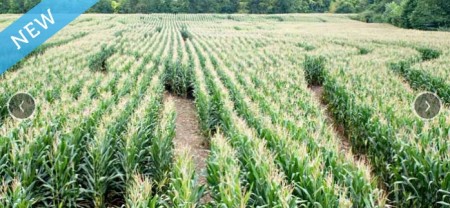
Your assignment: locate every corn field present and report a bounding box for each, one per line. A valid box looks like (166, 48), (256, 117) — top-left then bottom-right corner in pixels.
(0, 14), (449, 207)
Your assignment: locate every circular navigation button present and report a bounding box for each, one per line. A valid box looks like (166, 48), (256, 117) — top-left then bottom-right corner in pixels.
(7, 92), (36, 120)
(414, 92), (441, 120)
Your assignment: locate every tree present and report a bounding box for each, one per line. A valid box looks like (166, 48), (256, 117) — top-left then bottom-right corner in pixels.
(8, 0), (22, 13)
(401, 0), (417, 28)
(248, 0), (260, 13)
(111, 0), (121, 13)
(383, 1), (403, 26)
(294, 0), (311, 12)
(359, 0), (449, 29)
(409, 0), (450, 29)
(259, 0), (275, 13)
(196, 0), (219, 13)
(91, 0), (114, 13)
(0, 0), (448, 31)
(171, 0), (190, 13)
(225, 0), (240, 13)
(0, 0), (9, 13)
(23, 0), (39, 11)
(335, 1), (355, 13)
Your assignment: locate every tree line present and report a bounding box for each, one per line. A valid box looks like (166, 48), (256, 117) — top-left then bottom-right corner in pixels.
(0, 0), (335, 14)
(0, 0), (448, 30)
(356, 0), (450, 30)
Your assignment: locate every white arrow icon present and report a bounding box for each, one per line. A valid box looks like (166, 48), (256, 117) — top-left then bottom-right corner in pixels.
(425, 101), (430, 112)
(414, 92), (442, 120)
(8, 92), (36, 120)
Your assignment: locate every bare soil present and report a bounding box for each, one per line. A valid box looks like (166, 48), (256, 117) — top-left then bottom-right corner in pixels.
(165, 93), (211, 203)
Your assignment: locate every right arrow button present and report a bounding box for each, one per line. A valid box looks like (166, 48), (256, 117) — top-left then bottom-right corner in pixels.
(414, 92), (442, 120)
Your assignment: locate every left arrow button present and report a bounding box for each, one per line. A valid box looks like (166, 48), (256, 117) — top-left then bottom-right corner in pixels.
(7, 92), (36, 120)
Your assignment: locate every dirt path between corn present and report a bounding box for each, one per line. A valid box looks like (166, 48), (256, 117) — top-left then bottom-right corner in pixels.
(309, 85), (392, 193)
(309, 86), (373, 168)
(165, 93), (211, 203)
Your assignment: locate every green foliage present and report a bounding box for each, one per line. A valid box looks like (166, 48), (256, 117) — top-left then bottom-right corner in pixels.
(417, 47), (441, 61)
(335, 1), (355, 13)
(88, 44), (115, 72)
(164, 59), (192, 97)
(383, 1), (403, 26)
(111, 0), (120, 13)
(114, 29), (126, 37)
(359, 0), (450, 30)
(169, 150), (205, 207)
(90, 0), (114, 13)
(0, 0), (335, 14)
(358, 47), (371, 55)
(180, 26), (192, 41)
(68, 81), (84, 100)
(198, 45), (297, 207)
(4, 0), (447, 28)
(267, 16), (284, 22)
(324, 55), (449, 206)
(150, 100), (176, 190)
(330, 0), (362, 13)
(303, 55), (326, 86)
(390, 61), (450, 104)
(207, 134), (251, 207)
(126, 175), (159, 208)
(0, 93), (10, 123)
(0, 179), (35, 207)
(357, 10), (380, 23)
(9, 32), (88, 71)
(296, 42), (316, 51)
(409, 0), (450, 29)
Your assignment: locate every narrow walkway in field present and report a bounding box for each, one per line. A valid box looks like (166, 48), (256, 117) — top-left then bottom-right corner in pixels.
(165, 93), (211, 203)
(310, 85), (389, 197)
(309, 86), (370, 165)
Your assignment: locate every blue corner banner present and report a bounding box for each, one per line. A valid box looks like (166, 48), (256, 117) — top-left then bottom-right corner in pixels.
(0, 0), (99, 75)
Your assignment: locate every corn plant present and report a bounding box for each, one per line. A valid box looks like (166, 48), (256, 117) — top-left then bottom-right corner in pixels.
(319, 44), (450, 206)
(0, 179), (34, 208)
(203, 42), (337, 206)
(163, 58), (192, 97)
(180, 26), (192, 41)
(204, 32), (388, 207)
(0, 137), (10, 182)
(150, 98), (176, 190)
(416, 47), (441, 61)
(126, 175), (159, 208)
(296, 42), (316, 51)
(207, 133), (250, 207)
(191, 39), (297, 207)
(9, 32), (89, 71)
(169, 149), (205, 208)
(185, 39), (214, 134)
(303, 55), (326, 86)
(122, 73), (164, 182)
(390, 57), (450, 104)
(41, 137), (80, 207)
(1, 13), (449, 208)
(88, 44), (116, 72)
